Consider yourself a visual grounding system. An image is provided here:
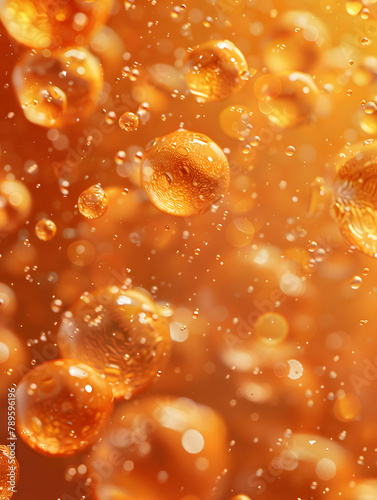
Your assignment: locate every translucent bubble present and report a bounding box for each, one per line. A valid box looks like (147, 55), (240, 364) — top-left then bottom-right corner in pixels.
(0, 179), (31, 233)
(254, 72), (319, 128)
(287, 359), (304, 379)
(345, 1), (363, 15)
(219, 105), (253, 140)
(0, 0), (112, 49)
(119, 111), (139, 132)
(57, 287), (172, 399)
(86, 396), (227, 499)
(16, 359), (114, 456)
(349, 275), (362, 289)
(0, 328), (27, 390)
(254, 312), (289, 345)
(13, 46), (103, 128)
(331, 141), (377, 257)
(183, 39), (250, 102)
(333, 393), (361, 422)
(229, 496), (252, 500)
(263, 10), (329, 73)
(140, 129), (230, 216)
(35, 219), (56, 241)
(78, 184), (108, 220)
(285, 145), (296, 156)
(0, 445), (20, 499)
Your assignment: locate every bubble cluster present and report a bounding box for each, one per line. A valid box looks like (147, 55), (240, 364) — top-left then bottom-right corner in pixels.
(16, 359), (114, 456)
(140, 129), (230, 216)
(184, 40), (249, 102)
(57, 287), (172, 399)
(86, 396), (228, 499)
(0, 0), (112, 49)
(12, 46), (103, 127)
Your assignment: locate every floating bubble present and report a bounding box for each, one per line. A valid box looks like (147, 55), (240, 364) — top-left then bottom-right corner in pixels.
(0, 179), (31, 233)
(254, 312), (289, 346)
(254, 72), (319, 128)
(0, 0), (112, 49)
(78, 184), (108, 220)
(16, 359), (114, 456)
(13, 46), (103, 127)
(219, 105), (253, 140)
(184, 39), (250, 102)
(333, 393), (361, 422)
(119, 111), (139, 132)
(140, 129), (230, 216)
(86, 396), (228, 499)
(0, 445), (19, 500)
(57, 287), (172, 399)
(331, 141), (377, 257)
(35, 219), (56, 241)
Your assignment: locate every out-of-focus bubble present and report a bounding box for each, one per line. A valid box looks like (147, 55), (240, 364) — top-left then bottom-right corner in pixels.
(78, 184), (108, 220)
(219, 105), (253, 140)
(86, 396), (228, 500)
(0, 328), (27, 392)
(263, 11), (329, 73)
(16, 359), (114, 456)
(331, 141), (377, 257)
(333, 393), (361, 422)
(0, 283), (17, 317)
(35, 219), (56, 241)
(183, 39), (250, 102)
(0, 179), (31, 233)
(254, 312), (289, 346)
(0, 445), (19, 500)
(140, 129), (230, 216)
(13, 47), (103, 127)
(57, 287), (172, 399)
(254, 72), (319, 128)
(0, 0), (112, 49)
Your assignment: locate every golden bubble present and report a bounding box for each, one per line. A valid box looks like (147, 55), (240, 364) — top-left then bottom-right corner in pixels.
(78, 184), (108, 220)
(57, 287), (172, 399)
(345, 1), (363, 15)
(184, 40), (250, 102)
(86, 396), (228, 499)
(0, 446), (19, 500)
(254, 312), (289, 345)
(0, 179), (31, 233)
(13, 46), (103, 128)
(0, 328), (27, 391)
(254, 72), (319, 128)
(0, 0), (112, 49)
(0, 283), (17, 316)
(349, 275), (362, 289)
(140, 129), (230, 217)
(333, 393), (361, 422)
(119, 111), (139, 132)
(67, 240), (95, 267)
(331, 141), (377, 257)
(16, 359), (114, 456)
(229, 496), (252, 500)
(219, 105), (253, 140)
(35, 219), (56, 241)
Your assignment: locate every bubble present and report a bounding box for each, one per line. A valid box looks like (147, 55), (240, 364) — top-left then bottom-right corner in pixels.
(0, 446), (20, 500)
(183, 40), (250, 102)
(287, 359), (304, 379)
(333, 393), (361, 422)
(359, 101), (377, 134)
(349, 275), (362, 289)
(13, 46), (103, 128)
(16, 359), (114, 456)
(263, 11), (329, 73)
(35, 219), (56, 241)
(219, 105), (253, 140)
(0, 179), (32, 233)
(331, 141), (377, 257)
(254, 72), (319, 128)
(0, 0), (112, 49)
(86, 396), (228, 499)
(78, 184), (108, 220)
(140, 129), (230, 216)
(285, 145), (296, 156)
(119, 111), (139, 132)
(0, 328), (27, 392)
(315, 457), (337, 481)
(57, 287), (172, 399)
(254, 312), (289, 345)
(229, 496), (252, 500)
(345, 1), (363, 15)
(0, 283), (17, 316)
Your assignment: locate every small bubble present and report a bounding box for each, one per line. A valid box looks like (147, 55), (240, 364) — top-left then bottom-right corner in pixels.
(349, 275), (362, 289)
